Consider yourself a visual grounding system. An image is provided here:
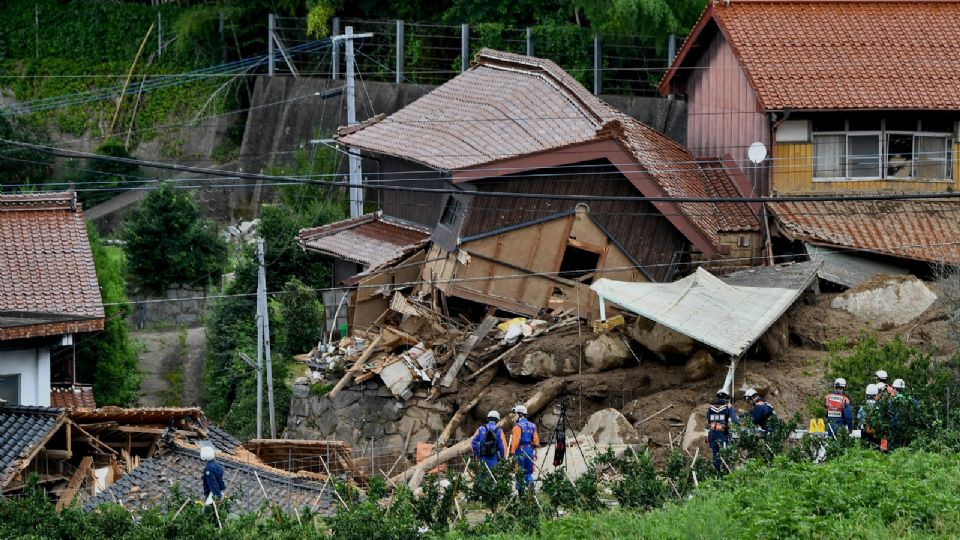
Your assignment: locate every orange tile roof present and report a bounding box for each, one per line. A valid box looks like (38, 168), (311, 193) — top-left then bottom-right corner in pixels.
(663, 1), (960, 110)
(50, 384), (97, 409)
(339, 49), (758, 255)
(770, 199), (960, 263)
(0, 193), (103, 340)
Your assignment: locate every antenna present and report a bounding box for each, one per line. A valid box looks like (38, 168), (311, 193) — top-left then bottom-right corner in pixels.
(748, 142), (768, 164)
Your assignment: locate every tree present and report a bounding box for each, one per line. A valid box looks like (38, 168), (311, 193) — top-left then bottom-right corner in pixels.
(0, 115), (51, 190)
(278, 277), (324, 356)
(122, 182), (227, 295)
(75, 224), (141, 406)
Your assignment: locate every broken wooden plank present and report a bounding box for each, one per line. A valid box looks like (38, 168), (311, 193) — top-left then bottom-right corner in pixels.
(436, 371), (494, 447)
(328, 335), (382, 399)
(56, 456), (93, 510)
(466, 342), (522, 381)
(440, 316), (497, 388)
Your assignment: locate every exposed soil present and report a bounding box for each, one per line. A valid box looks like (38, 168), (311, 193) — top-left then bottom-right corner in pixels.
(458, 286), (956, 463)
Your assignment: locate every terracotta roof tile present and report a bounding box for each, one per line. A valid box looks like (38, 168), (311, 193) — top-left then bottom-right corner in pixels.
(699, 158), (762, 232)
(770, 199), (960, 263)
(672, 1), (960, 110)
(50, 384), (97, 409)
(339, 49), (757, 254)
(0, 193), (103, 339)
(297, 212), (430, 269)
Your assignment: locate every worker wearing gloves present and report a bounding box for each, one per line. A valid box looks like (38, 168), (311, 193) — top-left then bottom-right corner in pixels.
(707, 390), (739, 472)
(471, 410), (507, 469)
(200, 446), (226, 505)
(825, 378), (853, 435)
(509, 404), (539, 492)
(744, 388), (775, 433)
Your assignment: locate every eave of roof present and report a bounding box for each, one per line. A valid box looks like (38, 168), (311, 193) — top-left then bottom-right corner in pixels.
(297, 212), (431, 268)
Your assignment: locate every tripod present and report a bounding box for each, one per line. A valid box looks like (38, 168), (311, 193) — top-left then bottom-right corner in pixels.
(537, 400), (589, 480)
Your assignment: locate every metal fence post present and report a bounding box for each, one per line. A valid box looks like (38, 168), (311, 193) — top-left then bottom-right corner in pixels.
(668, 33), (677, 65)
(157, 12), (162, 57)
(268, 13), (275, 76)
(593, 34), (601, 95)
(461, 23), (469, 72)
(396, 19), (404, 84)
(526, 27), (533, 56)
(332, 17), (340, 80)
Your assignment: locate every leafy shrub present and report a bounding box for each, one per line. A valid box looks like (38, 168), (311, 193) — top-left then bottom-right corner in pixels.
(599, 448), (668, 510)
(122, 182), (227, 295)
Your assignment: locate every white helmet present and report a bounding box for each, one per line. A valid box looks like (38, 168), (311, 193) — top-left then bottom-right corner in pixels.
(892, 379), (905, 390)
(834, 378), (847, 388)
(744, 388), (758, 399)
(200, 446), (216, 461)
(865, 383), (879, 397)
(487, 410), (500, 421)
(512, 405), (528, 416)
(875, 370), (888, 381)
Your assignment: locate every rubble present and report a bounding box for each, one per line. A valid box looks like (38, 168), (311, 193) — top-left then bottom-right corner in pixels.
(683, 350), (717, 382)
(830, 275), (937, 328)
(578, 408), (642, 446)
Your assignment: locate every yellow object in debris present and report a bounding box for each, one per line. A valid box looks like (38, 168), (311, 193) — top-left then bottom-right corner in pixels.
(809, 418), (818, 433)
(817, 418), (826, 433)
(497, 317), (528, 332)
(592, 315), (625, 333)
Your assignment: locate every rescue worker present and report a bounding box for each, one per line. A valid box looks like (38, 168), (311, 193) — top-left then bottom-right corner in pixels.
(744, 388), (775, 432)
(825, 378), (853, 435)
(892, 378), (906, 395)
(200, 446), (226, 505)
(509, 404), (539, 492)
(471, 410), (507, 469)
(876, 370), (897, 398)
(707, 390), (739, 472)
(858, 384), (882, 449)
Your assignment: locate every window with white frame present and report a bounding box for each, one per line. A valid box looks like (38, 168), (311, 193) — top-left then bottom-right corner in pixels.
(811, 118), (953, 181)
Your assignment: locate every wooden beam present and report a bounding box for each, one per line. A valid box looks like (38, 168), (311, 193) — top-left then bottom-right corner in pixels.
(103, 441), (155, 448)
(42, 449), (73, 460)
(56, 456), (93, 511)
(440, 316), (497, 388)
(110, 426), (197, 436)
(69, 421), (118, 455)
(328, 335), (382, 399)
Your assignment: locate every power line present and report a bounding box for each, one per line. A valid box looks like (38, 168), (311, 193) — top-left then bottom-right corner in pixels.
(4, 138), (960, 204)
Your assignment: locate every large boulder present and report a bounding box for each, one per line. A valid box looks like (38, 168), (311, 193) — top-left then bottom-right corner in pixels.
(628, 317), (696, 360)
(830, 276), (936, 328)
(738, 373), (774, 399)
(504, 350), (578, 379)
(683, 350), (717, 382)
(759, 315), (789, 360)
(583, 334), (632, 372)
(578, 408), (642, 446)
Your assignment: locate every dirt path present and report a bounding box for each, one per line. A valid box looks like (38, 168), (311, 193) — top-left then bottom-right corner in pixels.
(133, 327), (207, 407)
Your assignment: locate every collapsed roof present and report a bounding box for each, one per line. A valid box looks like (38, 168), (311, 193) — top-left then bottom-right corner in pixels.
(337, 49), (758, 258)
(297, 211), (430, 272)
(591, 262), (821, 357)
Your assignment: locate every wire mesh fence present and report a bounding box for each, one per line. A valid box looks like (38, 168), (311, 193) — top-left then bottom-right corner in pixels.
(269, 16), (683, 96)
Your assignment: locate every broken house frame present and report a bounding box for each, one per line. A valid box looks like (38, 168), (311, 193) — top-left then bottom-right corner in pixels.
(323, 49), (761, 325)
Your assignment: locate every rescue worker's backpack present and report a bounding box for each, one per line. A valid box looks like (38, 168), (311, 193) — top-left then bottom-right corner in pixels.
(480, 427), (499, 458)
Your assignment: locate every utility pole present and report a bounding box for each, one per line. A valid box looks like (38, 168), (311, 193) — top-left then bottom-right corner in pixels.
(256, 239), (276, 438)
(255, 240), (264, 439)
(336, 26), (373, 218)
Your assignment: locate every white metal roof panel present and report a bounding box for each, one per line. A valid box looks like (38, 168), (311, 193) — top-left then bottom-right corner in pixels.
(591, 266), (814, 357)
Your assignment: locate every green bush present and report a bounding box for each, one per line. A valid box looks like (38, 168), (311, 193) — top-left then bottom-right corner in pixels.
(122, 182), (227, 295)
(75, 224), (141, 406)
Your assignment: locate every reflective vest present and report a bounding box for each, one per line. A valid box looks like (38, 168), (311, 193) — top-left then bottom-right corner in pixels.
(825, 392), (850, 419)
(516, 417), (537, 447)
(708, 404), (732, 432)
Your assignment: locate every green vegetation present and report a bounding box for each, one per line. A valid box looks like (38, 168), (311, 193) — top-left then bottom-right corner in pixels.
(122, 182), (227, 295)
(65, 139), (142, 207)
(75, 225), (141, 406)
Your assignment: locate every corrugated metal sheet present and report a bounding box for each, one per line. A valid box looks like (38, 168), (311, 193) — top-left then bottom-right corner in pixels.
(591, 264), (818, 356)
(805, 244), (909, 288)
(770, 199), (960, 265)
(298, 213), (430, 269)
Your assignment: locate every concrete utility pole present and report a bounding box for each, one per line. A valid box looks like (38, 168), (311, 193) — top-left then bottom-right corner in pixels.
(335, 26), (373, 218)
(256, 239), (276, 438)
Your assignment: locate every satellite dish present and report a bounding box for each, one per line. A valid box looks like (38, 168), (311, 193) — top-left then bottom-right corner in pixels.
(747, 142), (767, 164)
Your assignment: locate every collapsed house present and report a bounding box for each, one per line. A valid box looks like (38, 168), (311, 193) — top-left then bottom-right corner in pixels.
(0, 404), (338, 514)
(308, 49), (761, 331)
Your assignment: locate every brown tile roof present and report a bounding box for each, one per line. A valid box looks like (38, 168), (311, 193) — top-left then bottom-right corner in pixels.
(0, 192), (103, 340)
(663, 1), (960, 110)
(50, 384), (96, 409)
(770, 199), (960, 264)
(699, 158), (761, 232)
(339, 49), (757, 255)
(297, 212), (430, 269)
